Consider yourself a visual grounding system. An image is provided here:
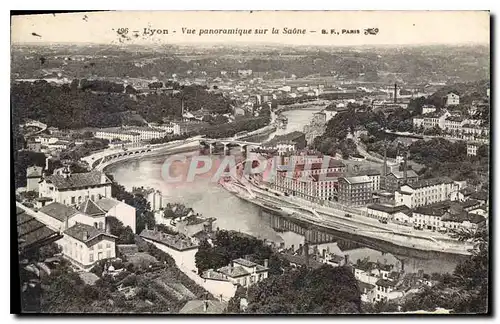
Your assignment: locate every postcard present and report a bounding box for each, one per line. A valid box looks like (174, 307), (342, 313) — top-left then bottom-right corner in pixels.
(11, 10), (490, 315)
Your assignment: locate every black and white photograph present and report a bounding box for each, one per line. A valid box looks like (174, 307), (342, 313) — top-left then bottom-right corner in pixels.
(10, 10), (491, 315)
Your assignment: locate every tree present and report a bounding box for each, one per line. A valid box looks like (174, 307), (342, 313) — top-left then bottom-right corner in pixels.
(403, 226), (489, 314)
(107, 216), (135, 244)
(245, 265), (361, 314)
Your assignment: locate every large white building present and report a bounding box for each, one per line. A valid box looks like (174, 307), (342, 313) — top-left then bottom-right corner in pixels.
(421, 105), (437, 115)
(78, 197), (137, 233)
(94, 129), (140, 143)
(61, 223), (116, 269)
(445, 92), (460, 106)
(413, 110), (451, 130)
(124, 126), (168, 141)
(202, 258), (268, 288)
(26, 166), (44, 192)
(36, 202), (117, 270)
(395, 177), (459, 208)
(268, 160), (346, 202)
(39, 168), (112, 207)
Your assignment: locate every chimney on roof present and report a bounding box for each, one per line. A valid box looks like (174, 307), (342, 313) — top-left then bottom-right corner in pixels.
(105, 222), (110, 234)
(344, 254), (349, 266)
(394, 83), (398, 103)
(83, 231), (88, 241)
(382, 141), (387, 189)
(264, 259), (269, 268)
(203, 300), (209, 312)
(45, 156), (51, 171)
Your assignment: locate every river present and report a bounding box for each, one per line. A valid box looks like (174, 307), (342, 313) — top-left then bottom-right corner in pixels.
(106, 104), (464, 274)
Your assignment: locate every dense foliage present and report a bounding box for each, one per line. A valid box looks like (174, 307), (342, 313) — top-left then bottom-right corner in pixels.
(107, 216), (135, 244)
(194, 230), (288, 276)
(109, 176), (155, 233)
(240, 265), (361, 314)
(11, 81), (234, 129)
(401, 227), (489, 314)
(14, 150), (46, 188)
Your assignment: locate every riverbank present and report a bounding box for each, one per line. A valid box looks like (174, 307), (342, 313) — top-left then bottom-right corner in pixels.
(99, 141), (200, 172)
(220, 178), (473, 257)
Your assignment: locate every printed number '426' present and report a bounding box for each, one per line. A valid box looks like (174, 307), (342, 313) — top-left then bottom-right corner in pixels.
(117, 28), (129, 35)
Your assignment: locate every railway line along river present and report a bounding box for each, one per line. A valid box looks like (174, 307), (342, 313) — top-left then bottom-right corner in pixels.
(106, 104), (466, 274)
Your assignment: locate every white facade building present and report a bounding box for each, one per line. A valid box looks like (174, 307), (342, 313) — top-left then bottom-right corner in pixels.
(94, 129), (140, 143)
(39, 169), (112, 206)
(445, 93), (460, 106)
(395, 178), (458, 209)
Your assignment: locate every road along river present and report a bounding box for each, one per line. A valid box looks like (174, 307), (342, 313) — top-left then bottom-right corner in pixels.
(105, 106), (466, 274)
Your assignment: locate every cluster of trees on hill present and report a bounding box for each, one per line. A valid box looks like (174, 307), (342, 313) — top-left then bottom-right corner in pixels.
(194, 230), (288, 276)
(227, 264), (361, 314)
(32, 233), (212, 313)
(411, 139), (489, 184)
(11, 81), (234, 129)
(200, 116), (270, 139)
(149, 133), (190, 145)
(366, 227), (488, 314)
(108, 176), (155, 233)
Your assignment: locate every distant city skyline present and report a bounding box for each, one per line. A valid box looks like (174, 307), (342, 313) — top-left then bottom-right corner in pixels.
(12, 11), (490, 46)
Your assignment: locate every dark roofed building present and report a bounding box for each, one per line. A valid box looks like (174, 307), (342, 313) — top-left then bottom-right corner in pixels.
(376, 278), (397, 288)
(204, 258), (269, 288)
(459, 199), (481, 211)
(179, 300), (227, 314)
(43, 170), (111, 190)
(338, 176), (373, 206)
(77, 199), (107, 217)
(406, 177), (454, 190)
(282, 253), (323, 270)
(39, 202), (79, 222)
(17, 206), (62, 253)
(469, 191), (489, 205)
(38, 170), (112, 206)
(384, 170), (419, 192)
(64, 223), (115, 244)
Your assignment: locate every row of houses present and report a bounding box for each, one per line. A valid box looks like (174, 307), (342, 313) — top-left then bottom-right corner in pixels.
(368, 191), (488, 232)
(413, 109), (487, 137)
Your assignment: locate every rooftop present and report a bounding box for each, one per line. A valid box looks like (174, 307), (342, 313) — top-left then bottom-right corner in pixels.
(469, 191), (488, 202)
(27, 166), (44, 178)
(179, 300), (227, 314)
(17, 206), (62, 251)
(459, 187), (476, 196)
(43, 171), (111, 190)
(64, 223), (115, 244)
(77, 199), (107, 217)
(328, 254), (344, 264)
(368, 204), (411, 215)
(39, 202), (79, 222)
(460, 199), (481, 209)
(341, 175), (372, 185)
(94, 197), (122, 212)
(376, 278), (397, 288)
(294, 159), (346, 171)
(388, 170), (418, 179)
(405, 177), (454, 190)
(357, 281), (375, 292)
(281, 253), (323, 269)
(139, 229), (198, 251)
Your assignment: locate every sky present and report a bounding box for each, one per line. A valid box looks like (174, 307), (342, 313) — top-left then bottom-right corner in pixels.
(11, 11), (490, 46)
